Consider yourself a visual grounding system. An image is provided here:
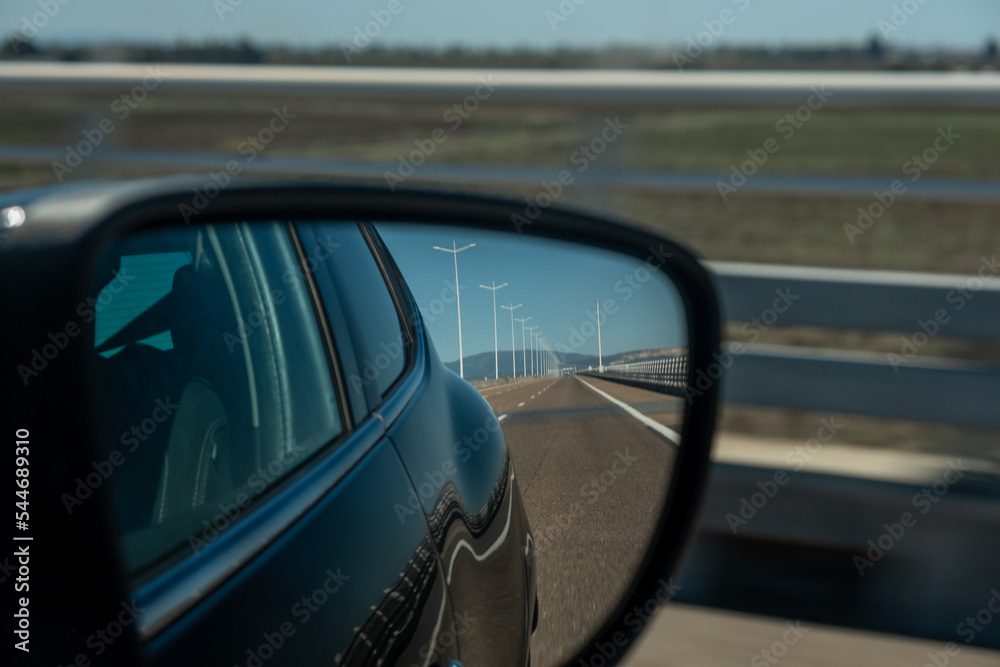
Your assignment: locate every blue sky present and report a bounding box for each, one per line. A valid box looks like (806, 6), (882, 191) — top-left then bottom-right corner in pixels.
(376, 224), (686, 366)
(4, 0), (996, 51)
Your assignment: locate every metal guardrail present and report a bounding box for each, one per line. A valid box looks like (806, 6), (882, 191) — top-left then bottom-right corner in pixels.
(711, 261), (1000, 429)
(2, 63), (1000, 109)
(710, 261), (1000, 339)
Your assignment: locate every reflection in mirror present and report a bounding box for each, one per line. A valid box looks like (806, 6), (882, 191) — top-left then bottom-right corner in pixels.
(378, 224), (689, 666)
(85, 217), (692, 665)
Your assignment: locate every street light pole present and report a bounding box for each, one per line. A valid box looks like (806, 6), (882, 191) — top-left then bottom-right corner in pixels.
(530, 332), (535, 375)
(532, 331), (541, 376)
(515, 316), (530, 378)
(500, 303), (522, 379)
(479, 281), (508, 380)
(535, 331), (544, 375)
(596, 299), (603, 372)
(432, 241), (476, 379)
(537, 334), (543, 375)
(525, 326), (538, 376)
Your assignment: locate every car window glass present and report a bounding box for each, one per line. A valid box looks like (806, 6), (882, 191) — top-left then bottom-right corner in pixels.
(89, 222), (344, 575)
(303, 223), (407, 404)
(95, 251), (192, 356)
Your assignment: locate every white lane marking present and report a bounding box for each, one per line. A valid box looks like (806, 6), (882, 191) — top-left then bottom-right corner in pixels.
(530, 395), (536, 399)
(576, 376), (681, 445)
(498, 414), (508, 422)
(517, 402), (526, 407)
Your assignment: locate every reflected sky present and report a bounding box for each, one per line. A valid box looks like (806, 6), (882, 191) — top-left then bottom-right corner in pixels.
(377, 224), (686, 367)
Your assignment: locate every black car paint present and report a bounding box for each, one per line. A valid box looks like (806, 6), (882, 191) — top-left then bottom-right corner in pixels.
(386, 335), (536, 667)
(138, 220), (535, 665)
(144, 436), (459, 665)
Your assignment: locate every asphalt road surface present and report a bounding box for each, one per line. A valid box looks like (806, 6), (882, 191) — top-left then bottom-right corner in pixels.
(478, 374), (683, 667)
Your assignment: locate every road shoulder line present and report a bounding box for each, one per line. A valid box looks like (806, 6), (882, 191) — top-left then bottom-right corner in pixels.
(575, 375), (681, 445)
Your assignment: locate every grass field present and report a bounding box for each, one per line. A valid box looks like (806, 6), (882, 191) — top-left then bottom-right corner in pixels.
(3, 93), (998, 460)
(5, 94), (1000, 176)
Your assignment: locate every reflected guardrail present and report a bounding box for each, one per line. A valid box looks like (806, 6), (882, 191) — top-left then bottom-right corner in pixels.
(577, 355), (689, 398)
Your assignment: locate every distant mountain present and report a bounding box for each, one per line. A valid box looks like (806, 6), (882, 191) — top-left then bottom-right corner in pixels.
(442, 350), (532, 380)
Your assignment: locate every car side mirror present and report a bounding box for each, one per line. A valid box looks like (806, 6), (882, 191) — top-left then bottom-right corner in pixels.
(1, 181), (720, 667)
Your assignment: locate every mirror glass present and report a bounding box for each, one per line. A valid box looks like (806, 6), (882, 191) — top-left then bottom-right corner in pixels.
(378, 224), (689, 666)
(87, 219), (690, 666)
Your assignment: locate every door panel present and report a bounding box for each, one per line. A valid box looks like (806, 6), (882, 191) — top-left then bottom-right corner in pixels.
(146, 437), (459, 666)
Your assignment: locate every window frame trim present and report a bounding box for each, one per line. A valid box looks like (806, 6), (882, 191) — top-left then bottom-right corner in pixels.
(357, 221), (420, 412)
(285, 221), (355, 433)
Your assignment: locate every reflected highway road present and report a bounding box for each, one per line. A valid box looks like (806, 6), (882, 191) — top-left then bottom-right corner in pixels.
(478, 375), (683, 667)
